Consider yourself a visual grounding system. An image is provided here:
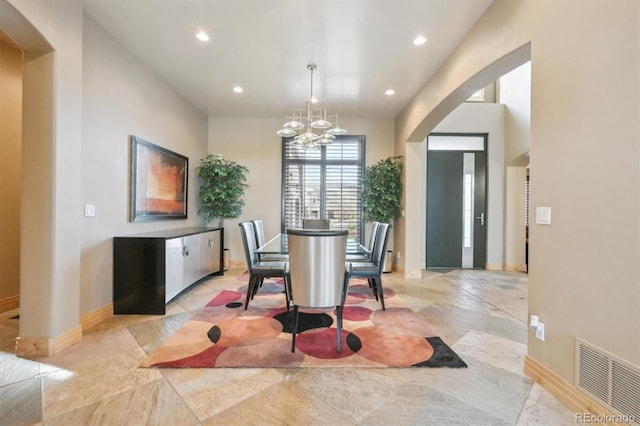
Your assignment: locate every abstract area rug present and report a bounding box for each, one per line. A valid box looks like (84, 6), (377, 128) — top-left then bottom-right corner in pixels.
(140, 274), (467, 368)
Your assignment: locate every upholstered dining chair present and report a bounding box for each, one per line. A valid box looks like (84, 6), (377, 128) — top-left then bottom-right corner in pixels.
(285, 229), (352, 353)
(238, 221), (288, 309)
(346, 221), (380, 262)
(302, 218), (330, 229)
(350, 222), (391, 311)
(251, 219), (288, 261)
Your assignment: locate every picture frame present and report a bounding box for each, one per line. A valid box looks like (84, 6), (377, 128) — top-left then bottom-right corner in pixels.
(130, 135), (188, 222)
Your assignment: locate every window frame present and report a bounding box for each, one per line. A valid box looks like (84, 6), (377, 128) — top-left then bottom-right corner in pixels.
(280, 135), (366, 243)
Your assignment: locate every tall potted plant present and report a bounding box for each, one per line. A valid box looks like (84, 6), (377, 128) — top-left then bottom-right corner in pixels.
(362, 156), (403, 272)
(197, 154), (249, 270)
(362, 156), (403, 223)
(196, 154), (249, 225)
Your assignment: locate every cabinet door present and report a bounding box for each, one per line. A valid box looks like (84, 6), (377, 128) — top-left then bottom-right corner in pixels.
(165, 238), (184, 302)
(200, 230), (222, 276)
(182, 234), (201, 287)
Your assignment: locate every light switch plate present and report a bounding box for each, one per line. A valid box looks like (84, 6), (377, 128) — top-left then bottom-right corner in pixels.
(535, 322), (545, 341)
(536, 207), (551, 225)
(84, 204), (96, 217)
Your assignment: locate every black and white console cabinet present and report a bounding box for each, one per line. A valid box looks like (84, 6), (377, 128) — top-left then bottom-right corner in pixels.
(113, 227), (224, 314)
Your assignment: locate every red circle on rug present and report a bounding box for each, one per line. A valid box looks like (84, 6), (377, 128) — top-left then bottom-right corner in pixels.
(295, 328), (355, 359)
(342, 306), (372, 321)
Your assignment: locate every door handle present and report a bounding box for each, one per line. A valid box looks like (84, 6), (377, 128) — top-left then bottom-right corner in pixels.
(476, 213), (485, 226)
(182, 245), (189, 256)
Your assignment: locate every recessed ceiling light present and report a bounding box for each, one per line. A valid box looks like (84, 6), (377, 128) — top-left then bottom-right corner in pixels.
(195, 31), (210, 42)
(413, 35), (427, 46)
(233, 86), (243, 93)
(385, 89), (395, 96)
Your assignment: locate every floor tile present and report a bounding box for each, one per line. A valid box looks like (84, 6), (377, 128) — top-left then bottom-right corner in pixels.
(44, 378), (198, 426)
(0, 377), (43, 425)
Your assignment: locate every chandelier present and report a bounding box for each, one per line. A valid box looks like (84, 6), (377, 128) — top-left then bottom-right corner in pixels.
(276, 64), (347, 148)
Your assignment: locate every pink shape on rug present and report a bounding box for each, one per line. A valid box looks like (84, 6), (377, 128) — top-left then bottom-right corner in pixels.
(345, 292), (366, 304)
(206, 290), (242, 307)
(152, 344), (227, 367)
(342, 305), (372, 321)
(266, 307), (289, 318)
(296, 328), (355, 359)
(371, 307), (437, 338)
(352, 326), (434, 366)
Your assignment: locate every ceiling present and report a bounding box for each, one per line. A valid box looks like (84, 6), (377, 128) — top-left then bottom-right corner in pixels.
(82, 0), (493, 120)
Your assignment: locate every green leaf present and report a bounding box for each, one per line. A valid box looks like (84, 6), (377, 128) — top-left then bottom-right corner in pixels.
(362, 156), (403, 223)
(196, 154), (249, 222)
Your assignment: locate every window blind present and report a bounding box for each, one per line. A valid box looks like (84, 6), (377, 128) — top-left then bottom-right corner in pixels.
(282, 136), (365, 242)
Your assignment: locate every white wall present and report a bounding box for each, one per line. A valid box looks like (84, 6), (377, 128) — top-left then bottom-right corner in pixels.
(500, 61), (531, 271)
(504, 166), (527, 271)
(208, 117), (395, 265)
(81, 16), (208, 314)
(429, 102), (505, 268)
(500, 61), (531, 165)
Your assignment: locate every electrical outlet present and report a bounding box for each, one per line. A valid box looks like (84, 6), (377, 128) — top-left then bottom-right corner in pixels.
(535, 322), (545, 341)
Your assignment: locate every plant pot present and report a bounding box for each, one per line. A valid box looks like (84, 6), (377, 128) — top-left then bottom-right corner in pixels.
(223, 248), (230, 271)
(383, 250), (393, 273)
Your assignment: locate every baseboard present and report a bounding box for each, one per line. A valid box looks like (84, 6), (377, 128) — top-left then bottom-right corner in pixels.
(485, 263), (504, 271)
(16, 324), (83, 358)
(524, 355), (627, 426)
(0, 294), (19, 313)
(505, 264), (527, 272)
(80, 303), (114, 332)
(404, 269), (422, 279)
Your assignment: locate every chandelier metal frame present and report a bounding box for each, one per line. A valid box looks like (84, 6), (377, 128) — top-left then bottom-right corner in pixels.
(276, 64), (347, 148)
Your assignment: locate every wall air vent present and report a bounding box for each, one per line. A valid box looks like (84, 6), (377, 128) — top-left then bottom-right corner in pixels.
(575, 338), (640, 425)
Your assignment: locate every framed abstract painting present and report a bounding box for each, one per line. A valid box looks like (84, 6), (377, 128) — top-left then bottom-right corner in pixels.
(130, 135), (188, 222)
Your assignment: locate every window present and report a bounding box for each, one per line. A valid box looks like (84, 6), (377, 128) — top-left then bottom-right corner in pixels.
(282, 135), (365, 242)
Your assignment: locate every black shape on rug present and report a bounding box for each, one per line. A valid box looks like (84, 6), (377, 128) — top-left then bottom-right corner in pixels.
(346, 333), (362, 352)
(225, 302), (243, 308)
(273, 311), (333, 334)
(413, 336), (467, 368)
(207, 325), (222, 343)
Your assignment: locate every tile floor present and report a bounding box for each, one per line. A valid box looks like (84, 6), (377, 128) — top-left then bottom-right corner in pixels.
(0, 268), (583, 425)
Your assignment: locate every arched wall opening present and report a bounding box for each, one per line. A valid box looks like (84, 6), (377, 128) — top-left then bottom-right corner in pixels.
(395, 43), (531, 278)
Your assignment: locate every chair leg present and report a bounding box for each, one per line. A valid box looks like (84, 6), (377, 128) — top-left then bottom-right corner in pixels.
(369, 278), (379, 301)
(251, 276), (261, 299)
(291, 305), (299, 353)
(375, 277), (385, 310)
(284, 274), (291, 311)
(336, 305), (342, 353)
(244, 275), (255, 309)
